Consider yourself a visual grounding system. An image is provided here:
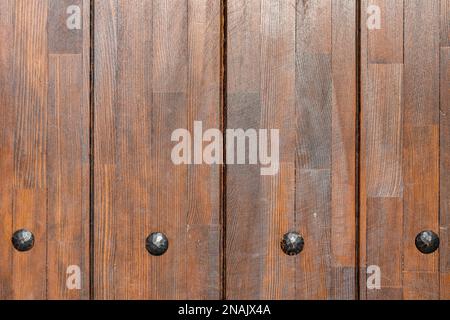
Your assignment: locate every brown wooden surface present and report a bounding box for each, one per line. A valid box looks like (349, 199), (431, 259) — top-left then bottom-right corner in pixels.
(0, 0), (448, 300)
(0, 0), (90, 299)
(93, 0), (222, 299)
(361, 0), (449, 299)
(440, 0), (450, 301)
(226, 0), (357, 299)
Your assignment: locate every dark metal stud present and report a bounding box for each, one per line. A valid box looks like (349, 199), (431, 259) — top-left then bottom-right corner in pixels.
(415, 230), (439, 254)
(281, 232), (304, 256)
(12, 229), (35, 252)
(146, 232), (169, 256)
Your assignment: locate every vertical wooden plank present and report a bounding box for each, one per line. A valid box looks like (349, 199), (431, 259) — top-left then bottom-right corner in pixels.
(259, 0), (296, 300)
(359, 0), (369, 299)
(94, 0), (221, 299)
(0, 0), (15, 299)
(331, 0), (357, 299)
(186, 0), (222, 300)
(226, 0), (262, 299)
(93, 0), (117, 299)
(0, 0), (89, 299)
(47, 54), (89, 299)
(403, 0), (440, 299)
(227, 0), (356, 299)
(151, 0), (189, 299)
(227, 0), (297, 300)
(367, 0), (403, 63)
(362, 0), (444, 300)
(11, 0), (48, 299)
(440, 0), (450, 301)
(440, 17), (450, 299)
(46, 0), (90, 299)
(295, 0), (334, 300)
(362, 63), (403, 299)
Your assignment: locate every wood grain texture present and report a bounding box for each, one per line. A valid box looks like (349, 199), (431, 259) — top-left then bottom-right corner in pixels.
(226, 0), (356, 299)
(403, 0), (440, 299)
(0, 0), (89, 299)
(0, 0), (446, 301)
(440, 44), (450, 299)
(93, 0), (221, 299)
(331, 0), (357, 280)
(0, 0), (15, 299)
(367, 0), (403, 63)
(361, 0), (447, 300)
(361, 63), (403, 299)
(442, 0), (450, 47)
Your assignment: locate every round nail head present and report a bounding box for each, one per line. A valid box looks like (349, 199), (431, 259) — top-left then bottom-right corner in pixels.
(146, 232), (169, 256)
(12, 229), (35, 252)
(281, 232), (304, 256)
(415, 230), (439, 254)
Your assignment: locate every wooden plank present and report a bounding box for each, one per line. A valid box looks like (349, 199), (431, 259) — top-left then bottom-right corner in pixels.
(0, 0), (89, 299)
(0, 0), (15, 299)
(226, 0), (356, 299)
(11, 0), (48, 299)
(47, 54), (89, 299)
(440, 47), (450, 299)
(295, 0), (334, 300)
(226, 0), (262, 299)
(403, 0), (440, 299)
(359, 0), (369, 299)
(94, 0), (221, 299)
(362, 0), (443, 300)
(331, 1), (357, 293)
(185, 0), (222, 299)
(297, 0), (356, 300)
(361, 63), (403, 299)
(46, 0), (90, 300)
(226, 0), (297, 299)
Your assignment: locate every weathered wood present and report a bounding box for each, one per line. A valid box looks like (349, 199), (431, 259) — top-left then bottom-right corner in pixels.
(226, 0), (356, 299)
(0, 0), (446, 300)
(403, 0), (440, 299)
(93, 0), (221, 299)
(367, 0), (403, 63)
(0, 0), (15, 299)
(362, 0), (446, 300)
(440, 43), (450, 299)
(331, 2), (357, 296)
(0, 0), (90, 299)
(361, 63), (403, 299)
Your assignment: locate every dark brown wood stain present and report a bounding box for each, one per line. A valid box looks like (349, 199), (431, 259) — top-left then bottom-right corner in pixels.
(0, 0), (447, 300)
